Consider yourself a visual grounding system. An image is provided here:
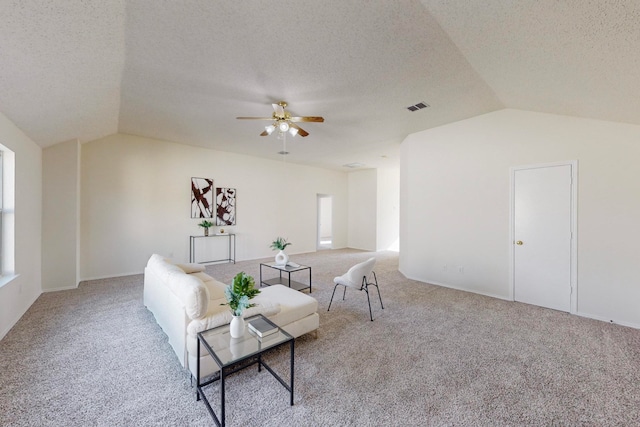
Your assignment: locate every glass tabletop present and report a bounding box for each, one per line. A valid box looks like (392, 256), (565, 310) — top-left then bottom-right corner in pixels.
(263, 262), (309, 272)
(198, 314), (292, 368)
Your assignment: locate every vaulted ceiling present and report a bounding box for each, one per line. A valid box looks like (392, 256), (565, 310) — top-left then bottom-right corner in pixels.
(1, 1), (639, 170)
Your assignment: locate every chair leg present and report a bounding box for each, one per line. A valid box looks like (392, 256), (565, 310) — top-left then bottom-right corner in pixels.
(364, 283), (374, 321)
(328, 283), (341, 312)
(372, 271), (384, 309)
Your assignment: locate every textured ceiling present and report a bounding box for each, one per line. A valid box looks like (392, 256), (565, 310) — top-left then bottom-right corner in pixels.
(421, 0), (640, 125)
(1, 1), (638, 170)
(0, 0), (125, 147)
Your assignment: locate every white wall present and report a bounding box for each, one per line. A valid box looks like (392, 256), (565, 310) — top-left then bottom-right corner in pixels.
(42, 140), (80, 291)
(400, 109), (640, 328)
(0, 112), (42, 339)
(347, 169), (377, 251)
(376, 166), (400, 251)
(80, 133), (348, 279)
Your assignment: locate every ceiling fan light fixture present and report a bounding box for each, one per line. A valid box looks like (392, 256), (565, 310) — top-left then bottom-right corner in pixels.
(278, 121), (290, 132)
(289, 127), (298, 137)
(265, 124), (276, 135)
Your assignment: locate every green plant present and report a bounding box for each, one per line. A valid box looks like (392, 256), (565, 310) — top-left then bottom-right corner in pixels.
(221, 272), (260, 316)
(270, 237), (292, 251)
(198, 220), (213, 229)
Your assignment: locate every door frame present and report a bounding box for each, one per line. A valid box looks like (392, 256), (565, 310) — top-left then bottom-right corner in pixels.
(509, 160), (578, 314)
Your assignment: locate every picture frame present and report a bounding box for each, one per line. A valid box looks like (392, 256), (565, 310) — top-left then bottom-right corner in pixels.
(216, 187), (236, 226)
(191, 177), (214, 218)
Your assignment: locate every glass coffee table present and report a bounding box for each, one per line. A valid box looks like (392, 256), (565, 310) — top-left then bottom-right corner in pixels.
(196, 314), (294, 427)
(259, 262), (312, 292)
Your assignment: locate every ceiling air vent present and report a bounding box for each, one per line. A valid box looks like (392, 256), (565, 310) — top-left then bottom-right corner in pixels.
(343, 162), (365, 169)
(406, 102), (430, 112)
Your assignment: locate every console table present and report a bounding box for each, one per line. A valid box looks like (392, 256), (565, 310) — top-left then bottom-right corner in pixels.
(189, 234), (236, 264)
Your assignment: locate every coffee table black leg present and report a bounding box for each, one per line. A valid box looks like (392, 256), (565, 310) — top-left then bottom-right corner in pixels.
(220, 368), (226, 426)
(290, 339), (295, 405)
(196, 337), (201, 401)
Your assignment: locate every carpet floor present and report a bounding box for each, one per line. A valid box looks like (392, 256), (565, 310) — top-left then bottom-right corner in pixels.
(1, 249), (639, 426)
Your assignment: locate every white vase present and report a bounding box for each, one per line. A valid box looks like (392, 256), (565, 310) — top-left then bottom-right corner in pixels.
(229, 315), (245, 338)
(275, 250), (289, 266)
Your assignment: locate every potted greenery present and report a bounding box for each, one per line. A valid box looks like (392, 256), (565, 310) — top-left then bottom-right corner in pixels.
(270, 237), (292, 266)
(221, 272), (261, 337)
(198, 220), (213, 236)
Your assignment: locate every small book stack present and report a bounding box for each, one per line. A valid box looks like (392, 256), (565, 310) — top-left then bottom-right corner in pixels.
(248, 317), (278, 339)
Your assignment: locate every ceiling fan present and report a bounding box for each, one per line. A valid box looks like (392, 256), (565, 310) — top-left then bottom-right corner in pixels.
(236, 101), (324, 137)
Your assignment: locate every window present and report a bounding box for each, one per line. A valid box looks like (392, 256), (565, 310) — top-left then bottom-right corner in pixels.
(0, 151), (3, 273)
(0, 144), (15, 283)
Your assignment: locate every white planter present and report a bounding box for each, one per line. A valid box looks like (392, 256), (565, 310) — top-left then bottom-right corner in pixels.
(275, 250), (289, 266)
(229, 315), (245, 338)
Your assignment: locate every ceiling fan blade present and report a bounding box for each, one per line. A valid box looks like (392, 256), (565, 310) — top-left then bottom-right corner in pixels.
(239, 102), (321, 138)
(272, 103), (285, 118)
(289, 116), (324, 123)
(289, 122), (309, 137)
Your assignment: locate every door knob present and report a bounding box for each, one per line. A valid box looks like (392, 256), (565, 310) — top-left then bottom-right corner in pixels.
(516, 240), (523, 245)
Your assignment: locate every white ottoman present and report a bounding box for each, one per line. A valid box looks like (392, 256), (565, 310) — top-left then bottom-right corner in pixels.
(258, 284), (319, 338)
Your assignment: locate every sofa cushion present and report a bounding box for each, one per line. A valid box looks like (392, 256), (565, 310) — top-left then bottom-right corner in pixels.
(259, 285), (318, 327)
(166, 273), (210, 320)
(175, 262), (206, 274)
(192, 273), (227, 300)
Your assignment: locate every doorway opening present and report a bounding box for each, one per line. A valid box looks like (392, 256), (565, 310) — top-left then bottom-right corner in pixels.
(317, 194), (332, 250)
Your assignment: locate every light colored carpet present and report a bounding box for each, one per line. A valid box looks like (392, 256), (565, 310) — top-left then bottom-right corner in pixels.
(1, 249), (639, 426)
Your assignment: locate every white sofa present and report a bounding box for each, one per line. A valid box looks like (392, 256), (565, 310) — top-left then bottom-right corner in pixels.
(143, 254), (319, 378)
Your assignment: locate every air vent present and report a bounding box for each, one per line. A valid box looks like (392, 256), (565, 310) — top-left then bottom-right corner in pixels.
(406, 102), (430, 112)
(343, 162), (365, 169)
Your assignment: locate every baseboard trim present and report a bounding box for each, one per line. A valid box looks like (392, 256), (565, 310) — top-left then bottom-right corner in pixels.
(80, 271), (143, 282)
(424, 279), (511, 302)
(399, 271), (510, 302)
(576, 311), (640, 330)
(399, 269), (640, 330)
(42, 285), (79, 293)
(0, 291), (40, 340)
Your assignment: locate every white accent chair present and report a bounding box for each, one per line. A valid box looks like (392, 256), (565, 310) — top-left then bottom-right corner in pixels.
(327, 257), (384, 321)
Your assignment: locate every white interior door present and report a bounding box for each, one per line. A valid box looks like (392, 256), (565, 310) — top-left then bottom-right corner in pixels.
(514, 164), (573, 312)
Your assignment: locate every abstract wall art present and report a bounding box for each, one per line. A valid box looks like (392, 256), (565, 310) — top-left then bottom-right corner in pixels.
(191, 177), (214, 218)
(216, 187), (236, 226)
